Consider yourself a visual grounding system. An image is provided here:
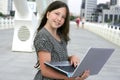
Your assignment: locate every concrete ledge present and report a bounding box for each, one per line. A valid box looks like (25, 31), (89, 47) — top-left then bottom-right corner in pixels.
(84, 22), (120, 47)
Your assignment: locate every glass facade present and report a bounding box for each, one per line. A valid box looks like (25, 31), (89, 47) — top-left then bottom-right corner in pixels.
(81, 0), (85, 9)
(110, 0), (117, 5)
(81, 0), (97, 21)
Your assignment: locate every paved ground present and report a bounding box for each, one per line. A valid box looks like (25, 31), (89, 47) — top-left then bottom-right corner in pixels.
(0, 22), (120, 80)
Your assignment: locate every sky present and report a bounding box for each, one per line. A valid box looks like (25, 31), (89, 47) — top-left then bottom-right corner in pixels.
(97, 0), (110, 4)
(68, 0), (110, 15)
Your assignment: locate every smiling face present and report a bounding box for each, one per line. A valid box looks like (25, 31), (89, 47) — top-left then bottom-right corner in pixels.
(46, 7), (67, 29)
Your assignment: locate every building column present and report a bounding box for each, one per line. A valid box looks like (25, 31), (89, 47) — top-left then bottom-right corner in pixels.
(102, 13), (105, 23)
(112, 14), (114, 23)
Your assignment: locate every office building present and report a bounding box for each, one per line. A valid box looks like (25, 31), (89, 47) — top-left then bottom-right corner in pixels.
(110, 0), (120, 6)
(102, 0), (120, 23)
(80, 0), (97, 21)
(110, 0), (117, 5)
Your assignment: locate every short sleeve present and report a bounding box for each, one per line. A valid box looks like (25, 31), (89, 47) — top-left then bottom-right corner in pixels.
(34, 37), (53, 53)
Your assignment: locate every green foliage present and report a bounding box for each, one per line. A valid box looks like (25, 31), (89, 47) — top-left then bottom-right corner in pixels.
(0, 12), (3, 17)
(114, 19), (120, 23)
(106, 18), (112, 23)
(70, 15), (75, 21)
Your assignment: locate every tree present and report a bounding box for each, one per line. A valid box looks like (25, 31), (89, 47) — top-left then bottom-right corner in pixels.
(0, 12), (3, 17)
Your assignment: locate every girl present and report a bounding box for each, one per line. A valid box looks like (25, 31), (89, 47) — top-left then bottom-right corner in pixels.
(34, 1), (89, 80)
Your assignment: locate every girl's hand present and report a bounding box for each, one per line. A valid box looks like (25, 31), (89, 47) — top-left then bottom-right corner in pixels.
(69, 55), (80, 67)
(75, 70), (90, 80)
(69, 55), (90, 80)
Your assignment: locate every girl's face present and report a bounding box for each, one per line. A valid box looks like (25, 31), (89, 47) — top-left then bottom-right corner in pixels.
(46, 7), (66, 29)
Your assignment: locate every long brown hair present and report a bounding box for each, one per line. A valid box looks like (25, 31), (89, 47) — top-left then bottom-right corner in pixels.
(37, 1), (70, 43)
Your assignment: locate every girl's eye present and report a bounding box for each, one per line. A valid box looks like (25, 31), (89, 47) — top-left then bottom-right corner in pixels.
(55, 12), (59, 15)
(62, 16), (66, 19)
(55, 12), (66, 19)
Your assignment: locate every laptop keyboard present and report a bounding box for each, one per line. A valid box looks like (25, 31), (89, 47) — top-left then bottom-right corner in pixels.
(56, 66), (75, 72)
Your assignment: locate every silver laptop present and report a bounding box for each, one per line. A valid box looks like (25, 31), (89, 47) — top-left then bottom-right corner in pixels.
(44, 48), (115, 77)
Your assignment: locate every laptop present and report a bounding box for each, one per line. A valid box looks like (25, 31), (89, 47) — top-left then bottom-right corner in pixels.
(44, 48), (115, 77)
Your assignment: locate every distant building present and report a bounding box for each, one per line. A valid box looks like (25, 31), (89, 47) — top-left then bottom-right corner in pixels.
(96, 3), (110, 23)
(80, 0), (97, 21)
(102, 5), (120, 23)
(81, 0), (120, 23)
(97, 0), (120, 23)
(110, 0), (117, 5)
(110, 0), (120, 5)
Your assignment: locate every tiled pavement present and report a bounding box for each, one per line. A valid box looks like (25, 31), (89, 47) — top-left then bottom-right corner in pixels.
(0, 22), (120, 80)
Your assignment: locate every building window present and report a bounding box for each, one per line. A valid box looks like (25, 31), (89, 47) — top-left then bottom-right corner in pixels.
(81, 2), (85, 9)
(104, 14), (108, 22)
(114, 15), (118, 23)
(110, 14), (113, 22)
(83, 13), (84, 17)
(110, 0), (117, 5)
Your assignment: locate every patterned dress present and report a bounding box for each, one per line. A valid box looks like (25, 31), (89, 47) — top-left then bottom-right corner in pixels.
(33, 28), (69, 80)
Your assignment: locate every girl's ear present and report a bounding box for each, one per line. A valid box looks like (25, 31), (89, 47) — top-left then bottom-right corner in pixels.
(46, 12), (50, 19)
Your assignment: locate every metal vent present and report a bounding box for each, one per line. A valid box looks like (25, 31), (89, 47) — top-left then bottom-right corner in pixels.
(18, 26), (30, 41)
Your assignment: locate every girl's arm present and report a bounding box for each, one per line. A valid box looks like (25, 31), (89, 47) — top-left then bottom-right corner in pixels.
(38, 50), (73, 80)
(39, 51), (89, 80)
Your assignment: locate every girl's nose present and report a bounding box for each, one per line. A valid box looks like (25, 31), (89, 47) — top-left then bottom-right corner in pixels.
(57, 16), (62, 21)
